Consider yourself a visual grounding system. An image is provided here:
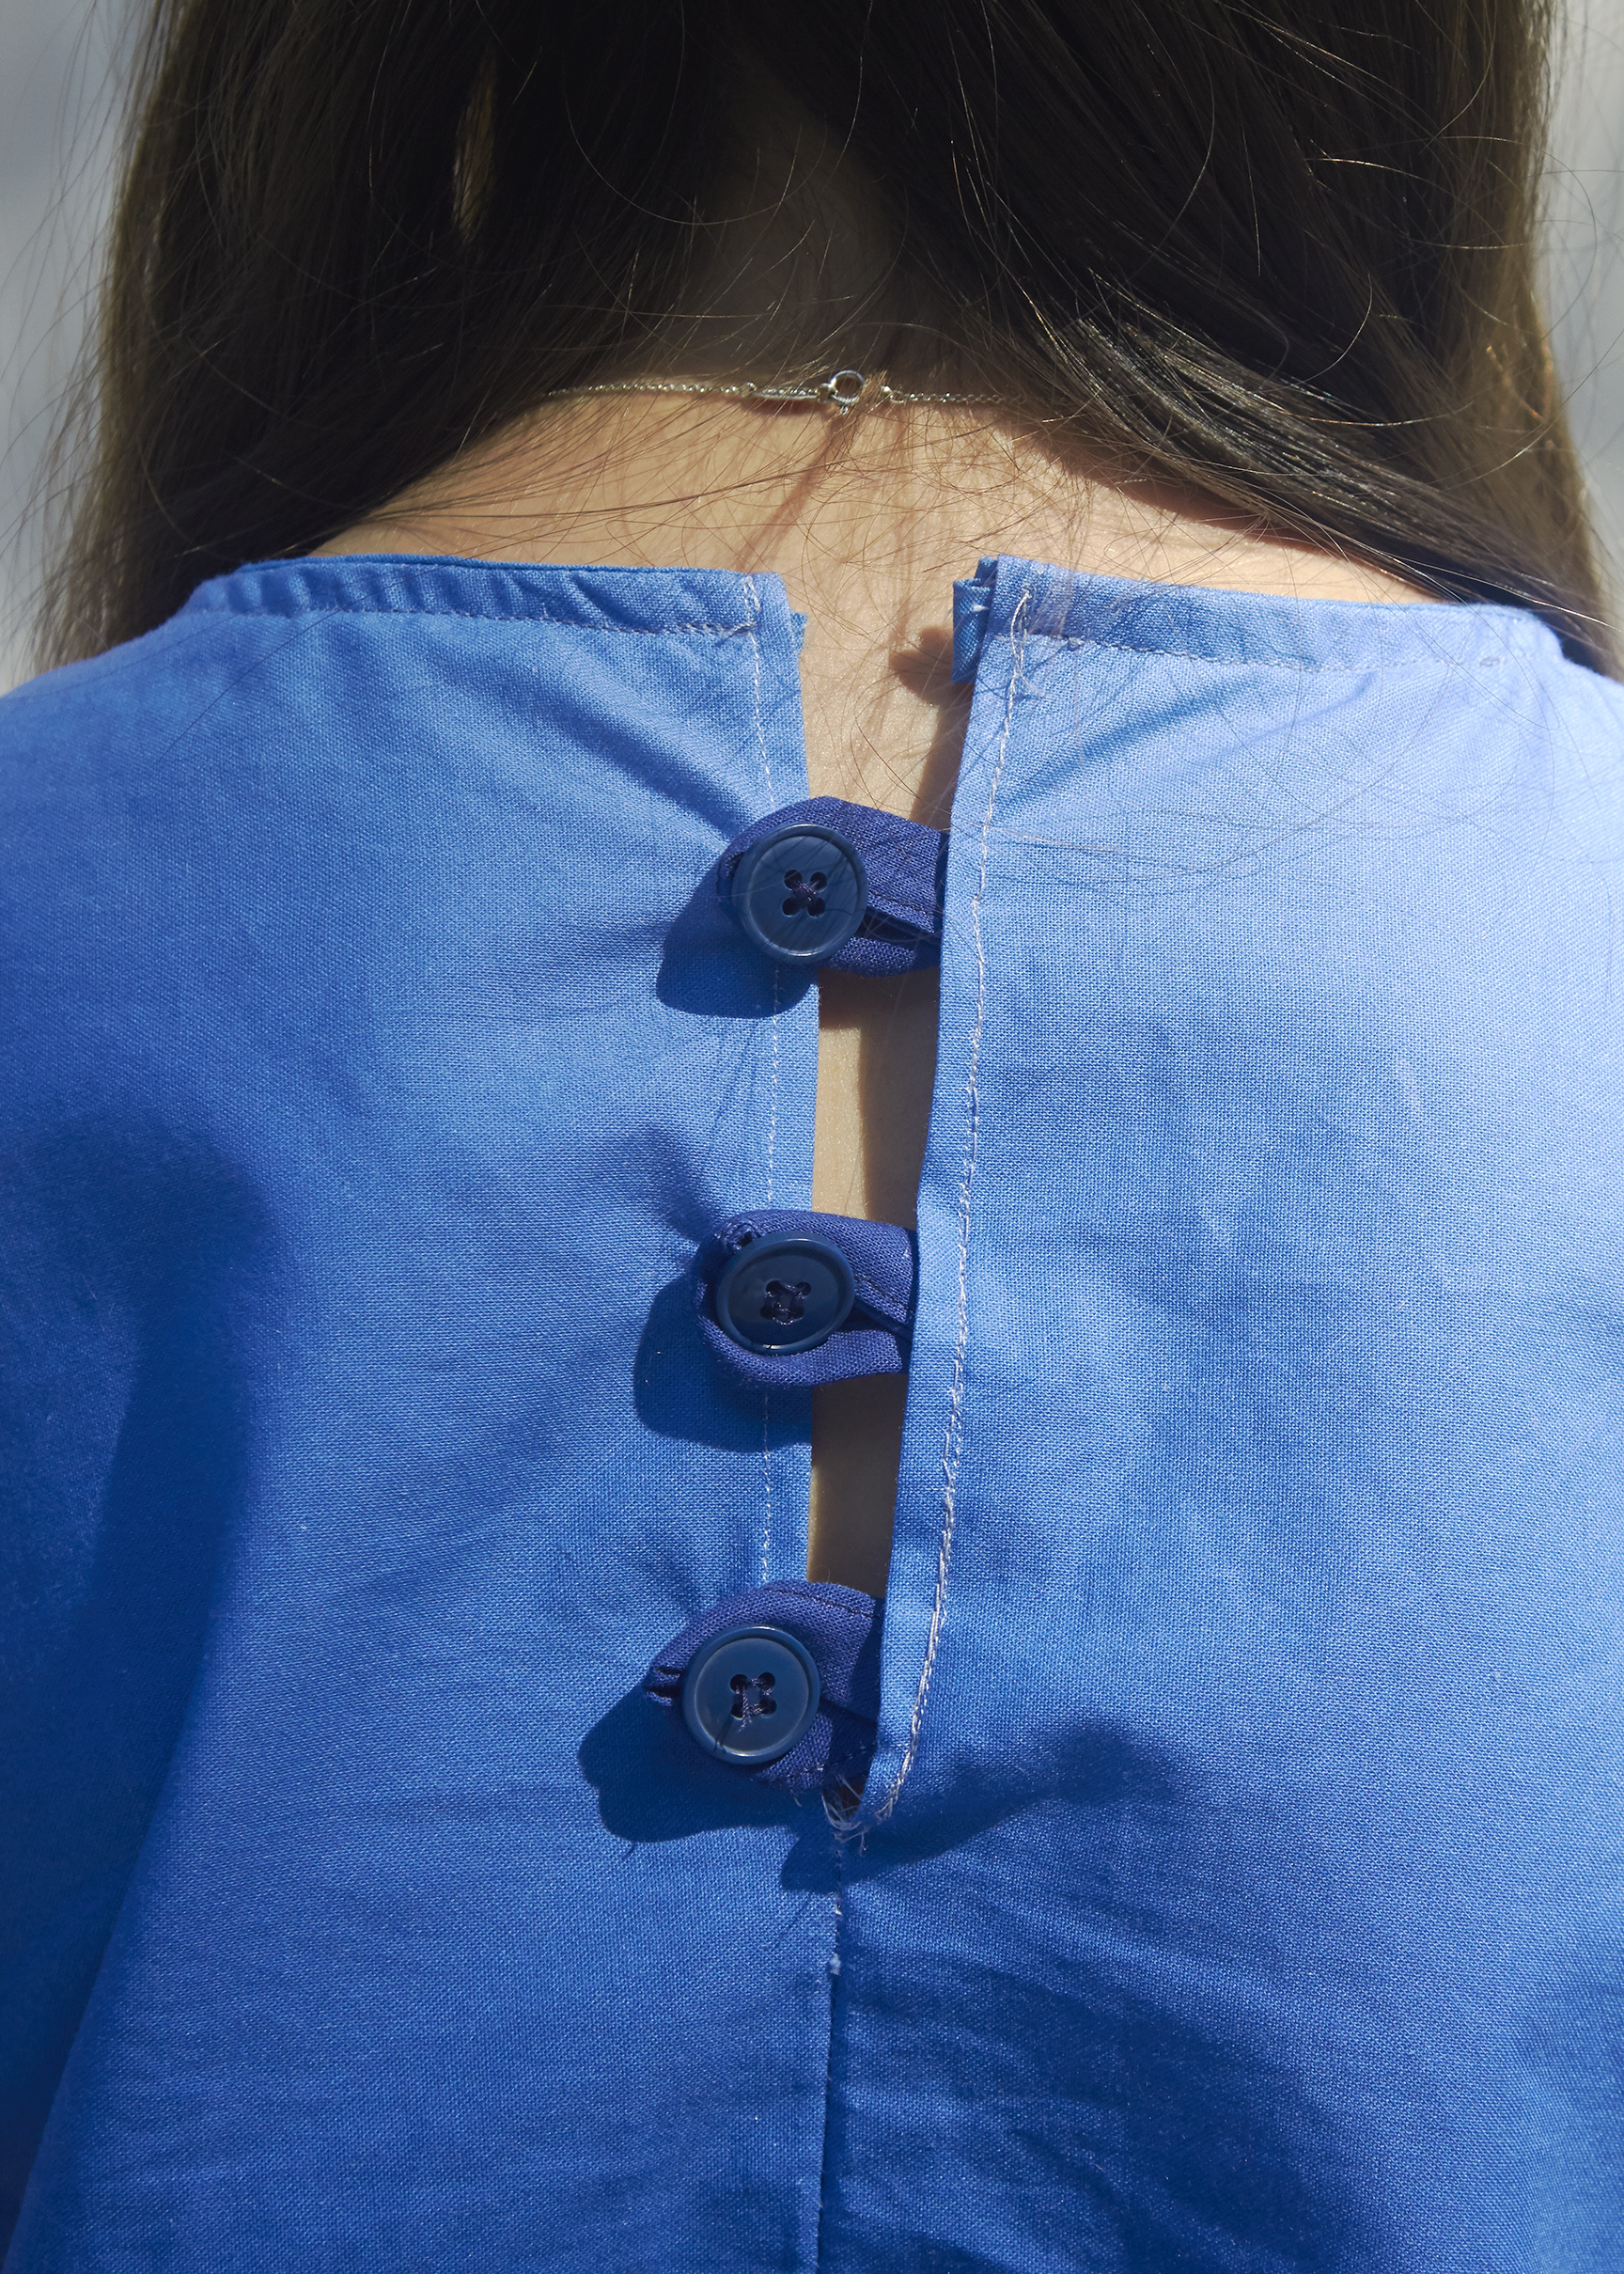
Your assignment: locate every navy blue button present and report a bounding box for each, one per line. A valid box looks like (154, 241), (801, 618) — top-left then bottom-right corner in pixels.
(681, 1623), (821, 1765)
(713, 1234), (857, 1355)
(726, 824), (868, 964)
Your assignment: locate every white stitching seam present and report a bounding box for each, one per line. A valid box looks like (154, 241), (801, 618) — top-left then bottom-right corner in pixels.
(761, 968), (781, 1584)
(1036, 632), (1514, 675)
(744, 576), (779, 1586)
(191, 604), (758, 635)
(870, 589), (1032, 1822)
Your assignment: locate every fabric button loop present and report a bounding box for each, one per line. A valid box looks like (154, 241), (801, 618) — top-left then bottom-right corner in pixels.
(647, 1580), (883, 1790)
(716, 796), (946, 975)
(713, 1233), (857, 1355)
(694, 1210), (917, 1387)
(680, 1623), (821, 1765)
(726, 823), (869, 965)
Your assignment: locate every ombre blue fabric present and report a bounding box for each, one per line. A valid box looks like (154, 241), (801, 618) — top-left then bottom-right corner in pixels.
(4, 550), (1624, 2271)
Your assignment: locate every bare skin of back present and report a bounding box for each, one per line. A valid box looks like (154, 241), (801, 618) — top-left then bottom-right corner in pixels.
(326, 395), (1431, 1597)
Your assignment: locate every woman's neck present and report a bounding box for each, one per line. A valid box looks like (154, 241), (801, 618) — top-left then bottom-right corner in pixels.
(321, 394), (1434, 823)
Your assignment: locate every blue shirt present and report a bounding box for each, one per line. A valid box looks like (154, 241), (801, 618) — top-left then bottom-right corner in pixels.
(4, 552), (1623, 2270)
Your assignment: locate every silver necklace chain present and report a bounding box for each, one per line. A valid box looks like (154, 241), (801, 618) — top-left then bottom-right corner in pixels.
(557, 367), (997, 416)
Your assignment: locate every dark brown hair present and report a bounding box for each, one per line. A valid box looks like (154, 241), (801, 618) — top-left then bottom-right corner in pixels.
(38, 0), (1617, 671)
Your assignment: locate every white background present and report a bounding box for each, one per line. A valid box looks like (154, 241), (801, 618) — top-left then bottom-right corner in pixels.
(4, 0), (1624, 688)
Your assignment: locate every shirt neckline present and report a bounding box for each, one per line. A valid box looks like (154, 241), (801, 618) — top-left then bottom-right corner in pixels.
(956, 553), (1558, 677)
(182, 549), (1561, 676)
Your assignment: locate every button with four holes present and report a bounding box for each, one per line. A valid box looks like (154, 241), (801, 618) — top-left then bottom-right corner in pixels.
(681, 1623), (821, 1765)
(713, 1233), (857, 1355)
(726, 823), (869, 964)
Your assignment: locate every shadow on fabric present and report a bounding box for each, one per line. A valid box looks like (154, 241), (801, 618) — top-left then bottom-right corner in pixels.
(0, 1121), (271, 2253)
(653, 868), (813, 1021)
